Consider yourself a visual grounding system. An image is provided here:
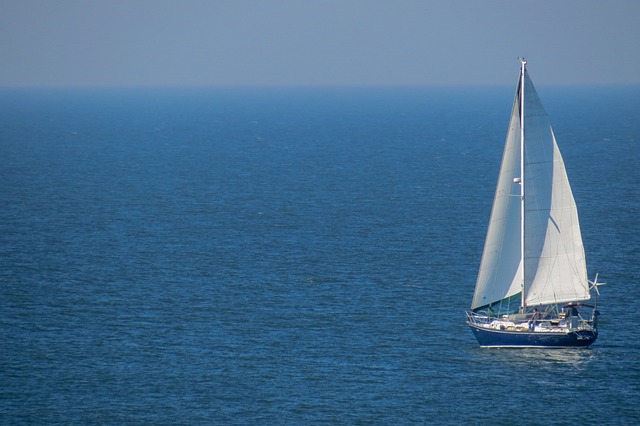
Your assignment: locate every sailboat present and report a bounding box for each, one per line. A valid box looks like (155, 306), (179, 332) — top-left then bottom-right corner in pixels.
(466, 58), (601, 348)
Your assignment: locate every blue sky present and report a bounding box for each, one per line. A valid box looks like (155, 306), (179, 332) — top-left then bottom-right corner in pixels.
(1, 0), (639, 87)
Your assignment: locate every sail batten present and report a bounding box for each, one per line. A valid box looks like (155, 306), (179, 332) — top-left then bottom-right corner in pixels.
(472, 64), (589, 311)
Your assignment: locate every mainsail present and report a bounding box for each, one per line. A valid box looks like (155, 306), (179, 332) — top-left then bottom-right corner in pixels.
(472, 66), (590, 312)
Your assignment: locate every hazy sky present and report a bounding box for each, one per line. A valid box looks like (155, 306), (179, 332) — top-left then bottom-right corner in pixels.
(1, 0), (639, 87)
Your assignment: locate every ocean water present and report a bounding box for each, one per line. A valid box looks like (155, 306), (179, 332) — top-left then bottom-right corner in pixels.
(1, 85), (638, 425)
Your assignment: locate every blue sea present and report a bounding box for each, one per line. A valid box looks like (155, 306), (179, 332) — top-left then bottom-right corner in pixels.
(1, 85), (639, 425)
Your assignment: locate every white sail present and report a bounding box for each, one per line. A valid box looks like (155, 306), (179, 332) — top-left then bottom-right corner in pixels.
(472, 66), (590, 311)
(471, 84), (523, 311)
(521, 72), (590, 306)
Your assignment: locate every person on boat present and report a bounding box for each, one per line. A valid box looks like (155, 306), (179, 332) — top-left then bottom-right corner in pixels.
(529, 308), (540, 331)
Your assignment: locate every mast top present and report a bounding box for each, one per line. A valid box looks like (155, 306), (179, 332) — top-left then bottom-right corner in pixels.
(519, 57), (527, 69)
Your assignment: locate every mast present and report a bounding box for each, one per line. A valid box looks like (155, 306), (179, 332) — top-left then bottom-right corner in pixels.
(519, 57), (526, 312)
